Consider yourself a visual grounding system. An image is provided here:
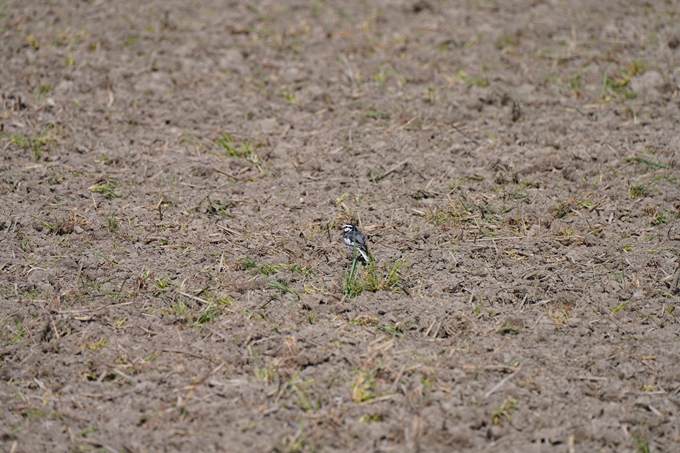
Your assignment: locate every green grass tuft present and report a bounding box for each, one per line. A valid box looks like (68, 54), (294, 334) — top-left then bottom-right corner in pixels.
(343, 257), (406, 298)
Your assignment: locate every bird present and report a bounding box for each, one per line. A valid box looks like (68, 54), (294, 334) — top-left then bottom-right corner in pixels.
(340, 223), (370, 264)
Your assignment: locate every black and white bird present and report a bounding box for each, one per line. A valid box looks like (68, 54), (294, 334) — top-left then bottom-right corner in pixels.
(340, 223), (370, 264)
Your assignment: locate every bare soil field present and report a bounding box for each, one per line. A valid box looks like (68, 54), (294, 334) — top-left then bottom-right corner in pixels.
(2, 0), (680, 452)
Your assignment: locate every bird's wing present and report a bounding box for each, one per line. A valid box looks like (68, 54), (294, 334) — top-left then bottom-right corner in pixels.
(355, 232), (368, 250)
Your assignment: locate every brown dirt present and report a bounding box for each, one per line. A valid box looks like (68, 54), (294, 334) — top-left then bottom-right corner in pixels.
(2, 1), (680, 452)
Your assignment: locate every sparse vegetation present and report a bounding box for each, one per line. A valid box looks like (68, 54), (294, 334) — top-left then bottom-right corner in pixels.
(343, 257), (406, 298)
(491, 396), (518, 424)
(215, 134), (263, 172)
(1, 131), (56, 160)
(268, 278), (299, 300)
(600, 59), (646, 100)
(628, 183), (648, 198)
(351, 361), (382, 403)
(89, 179), (120, 199)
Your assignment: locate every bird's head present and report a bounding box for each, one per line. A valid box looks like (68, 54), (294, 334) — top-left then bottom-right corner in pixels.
(340, 223), (356, 233)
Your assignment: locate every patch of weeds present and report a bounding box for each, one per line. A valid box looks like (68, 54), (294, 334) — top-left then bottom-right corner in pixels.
(65, 48), (75, 66)
(349, 316), (403, 337)
(372, 64), (406, 86)
(420, 373), (436, 394)
(206, 198), (236, 217)
(650, 174), (677, 186)
(122, 34), (139, 46)
(41, 166), (65, 185)
(464, 33), (484, 47)
(241, 421), (258, 432)
(7, 321), (25, 345)
(272, 421), (313, 453)
(255, 362), (278, 384)
(238, 256), (259, 271)
(497, 322), (521, 335)
(359, 413), (383, 423)
(303, 282), (325, 294)
(427, 198), (472, 230)
(280, 87), (298, 103)
(628, 183), (648, 198)
(85, 338), (107, 351)
(20, 407), (59, 420)
(238, 257), (309, 277)
(89, 179), (120, 199)
(95, 155), (112, 165)
(208, 292), (233, 306)
(490, 396), (518, 425)
(164, 300), (187, 319)
(106, 213), (118, 233)
(470, 367), (484, 380)
(551, 202), (569, 219)
(310, 0), (322, 16)
(34, 83), (51, 102)
(190, 304), (219, 327)
(548, 307), (569, 324)
(600, 263), (624, 283)
(362, 108), (391, 120)
(622, 243), (634, 252)
(242, 141), (263, 172)
(567, 70), (585, 95)
(351, 361), (382, 403)
(649, 208), (669, 226)
(600, 59), (646, 101)
(215, 133), (240, 157)
(552, 195), (595, 218)
(453, 69), (489, 88)
(343, 257), (406, 298)
(610, 300), (628, 314)
(292, 381), (319, 412)
(79, 426), (97, 437)
(154, 274), (173, 290)
(625, 153), (670, 169)
(138, 412), (162, 427)
(3, 131), (56, 160)
(496, 32), (520, 50)
(554, 226), (581, 246)
(446, 178), (462, 191)
(268, 279), (299, 300)
(35, 217), (57, 233)
(376, 323), (402, 337)
(427, 209), (463, 229)
(135, 268), (151, 290)
(215, 134), (263, 172)
(631, 425), (650, 453)
(289, 264), (313, 277)
(179, 130), (206, 152)
(87, 248), (117, 266)
(26, 34), (40, 49)
(259, 263), (288, 276)
(138, 353), (158, 366)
